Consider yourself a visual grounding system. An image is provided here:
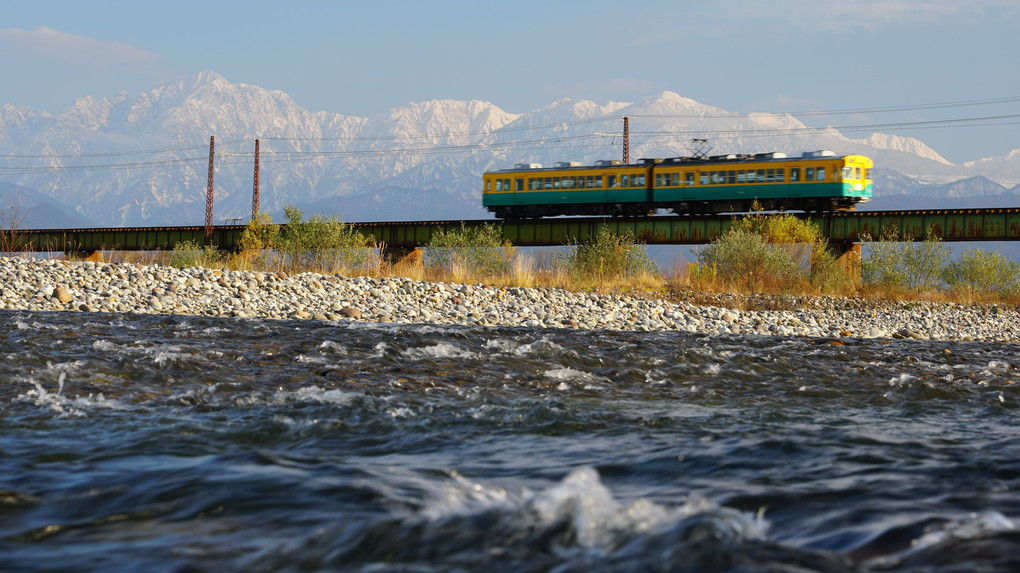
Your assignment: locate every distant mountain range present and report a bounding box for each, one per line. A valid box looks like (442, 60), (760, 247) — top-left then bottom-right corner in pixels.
(1, 71), (1019, 228)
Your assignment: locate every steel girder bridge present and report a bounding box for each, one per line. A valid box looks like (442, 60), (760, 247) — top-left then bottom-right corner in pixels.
(14, 209), (1020, 259)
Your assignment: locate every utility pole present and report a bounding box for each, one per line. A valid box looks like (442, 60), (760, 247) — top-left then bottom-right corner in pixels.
(622, 116), (630, 164)
(252, 139), (260, 221)
(205, 135), (215, 240)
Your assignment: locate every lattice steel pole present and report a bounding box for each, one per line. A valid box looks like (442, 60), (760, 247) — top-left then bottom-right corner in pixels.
(205, 135), (215, 240)
(252, 139), (260, 221)
(622, 116), (629, 164)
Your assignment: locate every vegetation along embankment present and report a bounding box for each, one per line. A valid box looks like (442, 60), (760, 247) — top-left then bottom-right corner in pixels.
(4, 204), (1020, 316)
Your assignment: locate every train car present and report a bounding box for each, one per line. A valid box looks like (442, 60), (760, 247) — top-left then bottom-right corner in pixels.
(482, 151), (872, 219)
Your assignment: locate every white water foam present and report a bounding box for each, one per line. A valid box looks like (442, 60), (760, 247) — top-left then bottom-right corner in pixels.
(867, 511), (1018, 568)
(404, 342), (478, 360)
(416, 466), (768, 551)
(16, 371), (123, 417)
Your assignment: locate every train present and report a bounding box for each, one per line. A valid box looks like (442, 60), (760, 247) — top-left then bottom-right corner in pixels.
(482, 150), (873, 218)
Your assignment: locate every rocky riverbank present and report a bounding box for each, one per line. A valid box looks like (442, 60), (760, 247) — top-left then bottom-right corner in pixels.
(2, 256), (1018, 342)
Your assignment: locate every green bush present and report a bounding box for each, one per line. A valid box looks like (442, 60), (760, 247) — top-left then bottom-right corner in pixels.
(861, 227), (950, 290)
(169, 240), (223, 269)
(558, 228), (658, 287)
(943, 248), (1020, 295)
(424, 223), (511, 277)
(239, 212), (280, 253)
(696, 212), (845, 293)
(278, 206), (375, 273)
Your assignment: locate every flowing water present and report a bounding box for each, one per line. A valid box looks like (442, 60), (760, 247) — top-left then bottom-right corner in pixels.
(1, 309), (1019, 572)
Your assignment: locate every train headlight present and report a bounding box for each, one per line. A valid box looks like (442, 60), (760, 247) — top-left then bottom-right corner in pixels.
(854, 183), (863, 191)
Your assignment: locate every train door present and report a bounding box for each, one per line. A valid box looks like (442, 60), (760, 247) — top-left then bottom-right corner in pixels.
(789, 167), (802, 196)
(513, 177), (526, 204)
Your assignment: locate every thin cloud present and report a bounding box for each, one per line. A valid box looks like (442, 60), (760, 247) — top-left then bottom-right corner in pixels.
(0, 27), (166, 75)
(714, 0), (1018, 33)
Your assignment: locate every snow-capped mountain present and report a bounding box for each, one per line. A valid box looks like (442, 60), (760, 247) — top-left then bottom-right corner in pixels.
(0, 71), (1018, 227)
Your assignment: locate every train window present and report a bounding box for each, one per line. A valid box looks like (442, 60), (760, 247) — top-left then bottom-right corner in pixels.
(865, 168), (872, 180)
(757, 169), (765, 183)
(700, 172), (708, 185)
(515, 178), (524, 191)
(790, 168), (799, 182)
(736, 171), (746, 184)
(608, 175), (617, 188)
(686, 172), (695, 186)
(654, 174), (664, 187)
(817, 167), (825, 181)
(855, 167), (861, 179)
(766, 169), (775, 183)
(841, 166), (852, 180)
(805, 167), (815, 181)
(635, 174), (645, 187)
(776, 169), (785, 182)
(621, 174), (629, 187)
(728, 171), (736, 184)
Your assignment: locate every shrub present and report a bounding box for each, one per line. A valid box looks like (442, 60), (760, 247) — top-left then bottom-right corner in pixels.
(943, 248), (1020, 295)
(169, 240), (223, 269)
(696, 212), (846, 293)
(861, 227), (949, 290)
(557, 228), (658, 289)
(239, 212), (280, 253)
(0, 195), (28, 256)
(277, 206), (376, 273)
(424, 223), (511, 279)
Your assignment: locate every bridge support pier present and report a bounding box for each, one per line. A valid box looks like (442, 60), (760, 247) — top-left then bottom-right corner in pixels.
(382, 246), (416, 264)
(827, 240), (861, 285)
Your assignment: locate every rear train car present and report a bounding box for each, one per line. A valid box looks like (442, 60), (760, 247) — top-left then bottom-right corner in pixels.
(482, 151), (872, 219)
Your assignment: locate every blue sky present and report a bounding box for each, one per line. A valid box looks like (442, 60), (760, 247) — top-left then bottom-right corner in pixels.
(1, 0), (1018, 164)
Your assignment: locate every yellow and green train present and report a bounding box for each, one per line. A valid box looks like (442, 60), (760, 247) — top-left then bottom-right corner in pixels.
(482, 151), (872, 218)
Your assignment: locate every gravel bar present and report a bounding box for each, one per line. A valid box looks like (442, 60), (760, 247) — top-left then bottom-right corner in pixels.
(2, 257), (1018, 342)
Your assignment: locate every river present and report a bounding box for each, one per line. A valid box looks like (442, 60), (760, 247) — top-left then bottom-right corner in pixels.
(1, 309), (1018, 571)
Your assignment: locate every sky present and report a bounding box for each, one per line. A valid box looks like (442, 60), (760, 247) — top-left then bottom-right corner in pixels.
(1, 0), (1018, 164)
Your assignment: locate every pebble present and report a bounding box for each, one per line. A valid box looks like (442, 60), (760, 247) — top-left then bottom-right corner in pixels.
(1, 256), (1019, 342)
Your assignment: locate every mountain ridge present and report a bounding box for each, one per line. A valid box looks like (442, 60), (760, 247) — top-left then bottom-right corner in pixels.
(0, 72), (1018, 227)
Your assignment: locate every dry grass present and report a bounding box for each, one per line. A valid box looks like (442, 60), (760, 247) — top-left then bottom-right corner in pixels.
(11, 244), (1020, 310)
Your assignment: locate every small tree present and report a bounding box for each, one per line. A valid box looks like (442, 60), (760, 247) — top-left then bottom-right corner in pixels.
(943, 248), (1020, 296)
(239, 212), (280, 253)
(861, 226), (949, 291)
(696, 211), (846, 293)
(424, 222), (511, 279)
(0, 195), (28, 256)
(557, 227), (659, 289)
(277, 206), (376, 273)
(169, 240), (223, 268)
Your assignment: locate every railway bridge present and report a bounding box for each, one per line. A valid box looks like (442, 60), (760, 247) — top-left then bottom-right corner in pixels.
(13, 209), (1020, 257)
